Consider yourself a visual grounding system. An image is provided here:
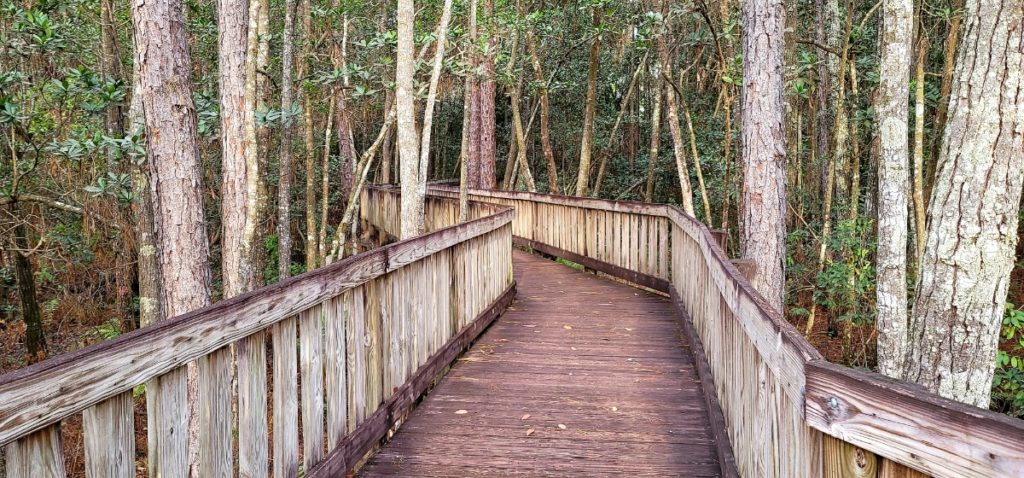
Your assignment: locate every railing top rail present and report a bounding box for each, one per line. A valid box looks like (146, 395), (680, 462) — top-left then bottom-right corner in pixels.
(0, 204), (514, 446)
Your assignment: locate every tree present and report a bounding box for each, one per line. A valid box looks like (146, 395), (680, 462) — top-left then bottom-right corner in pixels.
(131, 0), (213, 472)
(397, 0), (422, 238)
(574, 7), (602, 197)
(740, 0), (787, 312)
(874, 0), (912, 377)
(904, 0), (1024, 407)
(277, 0), (299, 278)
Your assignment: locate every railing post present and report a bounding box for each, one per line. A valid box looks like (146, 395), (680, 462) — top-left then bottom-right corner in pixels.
(710, 229), (728, 251)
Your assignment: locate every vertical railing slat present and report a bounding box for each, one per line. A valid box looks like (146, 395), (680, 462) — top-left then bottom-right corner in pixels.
(273, 316), (299, 478)
(5, 424), (66, 478)
(301, 303), (326, 467)
(83, 392), (134, 478)
(199, 347), (232, 477)
(326, 295), (347, 451)
(237, 331), (269, 478)
(146, 366), (188, 477)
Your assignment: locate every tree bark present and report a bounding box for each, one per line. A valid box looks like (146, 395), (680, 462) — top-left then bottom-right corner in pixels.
(277, 0), (299, 278)
(574, 7), (602, 196)
(643, 74), (664, 202)
(526, 30), (559, 193)
(397, 0), (423, 238)
(905, 0), (1024, 407)
(875, 0), (913, 378)
(659, 35), (695, 216)
(302, 0), (317, 270)
(11, 217), (46, 361)
(131, 0), (213, 474)
(473, 0), (497, 189)
(740, 0), (788, 312)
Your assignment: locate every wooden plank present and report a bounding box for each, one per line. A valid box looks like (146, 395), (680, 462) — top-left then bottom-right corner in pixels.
(306, 281), (517, 478)
(82, 392), (134, 478)
(879, 459), (931, 478)
(198, 347), (232, 477)
(823, 434), (878, 478)
(326, 296), (348, 450)
(302, 304), (327, 468)
(4, 425), (65, 478)
(0, 206), (512, 446)
(145, 366), (188, 477)
(237, 331), (268, 478)
(273, 317), (299, 478)
(669, 286), (739, 478)
(806, 359), (1024, 477)
(513, 238), (670, 293)
(346, 288), (366, 430)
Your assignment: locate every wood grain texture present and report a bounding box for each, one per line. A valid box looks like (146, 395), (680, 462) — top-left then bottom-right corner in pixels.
(5, 425), (65, 478)
(807, 359), (1024, 477)
(823, 434), (878, 478)
(301, 304), (326, 468)
(198, 347), (232, 477)
(0, 204), (512, 447)
(273, 317), (299, 478)
(356, 252), (721, 477)
(237, 331), (268, 478)
(82, 392), (134, 478)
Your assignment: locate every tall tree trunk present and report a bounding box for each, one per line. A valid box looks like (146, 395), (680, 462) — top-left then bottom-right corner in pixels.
(875, 0), (913, 378)
(644, 74), (664, 202)
(740, 0), (787, 312)
(911, 35), (927, 268)
(475, 0), (497, 189)
(526, 30), (559, 193)
(459, 0), (478, 219)
(302, 0), (317, 270)
(926, 0), (963, 200)
(574, 7), (602, 196)
(277, 0), (299, 278)
(593, 54), (646, 196)
(251, 0), (272, 288)
(131, 0), (213, 474)
(127, 36), (160, 328)
(11, 217), (46, 360)
(684, 106), (712, 222)
(905, 0), (1024, 407)
(397, 0), (423, 238)
(332, 14), (357, 203)
(418, 0), (454, 201)
(218, 0), (255, 298)
(659, 34), (695, 216)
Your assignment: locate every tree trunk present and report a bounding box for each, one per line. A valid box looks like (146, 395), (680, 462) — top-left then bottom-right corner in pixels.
(659, 35), (695, 216)
(11, 217), (46, 361)
(277, 0), (299, 278)
(911, 36), (927, 268)
(459, 0), (478, 218)
(332, 14), (357, 203)
(574, 7), (602, 196)
(302, 0), (317, 270)
(875, 0), (913, 378)
(475, 0), (497, 189)
(905, 0), (1024, 407)
(397, 0), (423, 238)
(526, 30), (559, 193)
(684, 106), (711, 222)
(925, 0), (963, 201)
(418, 0), (454, 198)
(127, 37), (160, 328)
(131, 0), (213, 474)
(593, 54), (646, 197)
(740, 0), (787, 312)
(643, 74), (664, 202)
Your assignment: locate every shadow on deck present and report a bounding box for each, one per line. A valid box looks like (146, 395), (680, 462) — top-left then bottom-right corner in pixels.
(359, 250), (724, 476)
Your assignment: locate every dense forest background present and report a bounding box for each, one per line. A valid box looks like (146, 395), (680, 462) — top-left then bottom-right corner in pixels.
(1, 0), (1023, 426)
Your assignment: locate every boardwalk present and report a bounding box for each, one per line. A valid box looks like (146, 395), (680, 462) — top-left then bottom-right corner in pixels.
(359, 250), (722, 476)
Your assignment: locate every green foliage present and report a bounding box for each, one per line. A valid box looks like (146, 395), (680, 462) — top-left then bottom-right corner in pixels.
(813, 218), (876, 328)
(93, 317), (123, 341)
(993, 304), (1024, 418)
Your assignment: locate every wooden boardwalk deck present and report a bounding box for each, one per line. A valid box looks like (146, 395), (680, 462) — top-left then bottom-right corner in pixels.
(358, 250), (722, 476)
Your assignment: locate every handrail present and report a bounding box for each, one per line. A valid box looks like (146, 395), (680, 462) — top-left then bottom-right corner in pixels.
(0, 191), (516, 477)
(430, 185), (1024, 478)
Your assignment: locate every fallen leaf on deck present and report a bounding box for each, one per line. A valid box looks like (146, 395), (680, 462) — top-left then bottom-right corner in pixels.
(610, 406), (618, 412)
(557, 424), (567, 430)
(521, 414), (531, 420)
(526, 428), (535, 436)
(563, 324), (573, 330)
(454, 410), (468, 415)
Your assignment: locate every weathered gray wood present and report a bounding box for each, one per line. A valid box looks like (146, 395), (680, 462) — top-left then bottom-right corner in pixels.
(326, 295), (347, 450)
(5, 425), (65, 478)
(345, 288), (366, 429)
(82, 392), (134, 478)
(273, 317), (299, 478)
(237, 331), (268, 478)
(0, 207), (512, 446)
(199, 347), (232, 477)
(807, 359), (1024, 477)
(146, 366), (188, 477)
(301, 303), (326, 467)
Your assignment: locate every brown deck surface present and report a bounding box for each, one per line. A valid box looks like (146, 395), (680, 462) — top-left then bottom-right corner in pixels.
(358, 250), (721, 477)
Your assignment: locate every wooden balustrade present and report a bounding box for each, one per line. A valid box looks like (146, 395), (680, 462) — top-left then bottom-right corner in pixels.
(0, 196), (514, 478)
(430, 185), (1024, 478)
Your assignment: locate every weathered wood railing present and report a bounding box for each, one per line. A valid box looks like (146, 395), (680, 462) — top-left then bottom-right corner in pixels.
(428, 186), (1024, 478)
(0, 195), (514, 477)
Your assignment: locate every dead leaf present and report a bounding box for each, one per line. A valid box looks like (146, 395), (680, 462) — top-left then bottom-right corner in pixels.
(563, 325), (573, 330)
(521, 414), (531, 420)
(610, 406), (618, 412)
(557, 424), (567, 430)
(454, 410), (468, 415)
(526, 428), (535, 436)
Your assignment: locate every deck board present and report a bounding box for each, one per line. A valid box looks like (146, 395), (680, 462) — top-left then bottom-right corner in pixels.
(358, 250), (722, 476)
